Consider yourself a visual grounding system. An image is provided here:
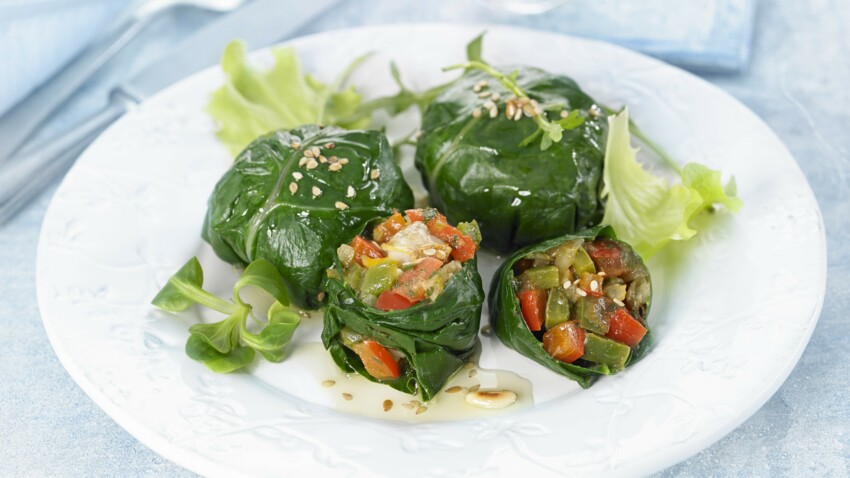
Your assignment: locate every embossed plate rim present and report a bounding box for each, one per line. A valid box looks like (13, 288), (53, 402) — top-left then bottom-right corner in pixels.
(36, 23), (826, 477)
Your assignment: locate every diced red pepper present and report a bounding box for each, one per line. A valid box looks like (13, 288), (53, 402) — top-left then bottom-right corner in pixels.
(518, 289), (547, 332)
(405, 209), (426, 223)
(376, 290), (418, 311)
(542, 321), (586, 363)
(605, 308), (647, 347)
(351, 235), (385, 266)
(585, 239), (627, 277)
(393, 257), (443, 299)
(351, 340), (401, 380)
(373, 211), (406, 244)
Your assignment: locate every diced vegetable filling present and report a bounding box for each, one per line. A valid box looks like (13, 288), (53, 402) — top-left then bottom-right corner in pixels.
(335, 208), (481, 381)
(513, 238), (649, 371)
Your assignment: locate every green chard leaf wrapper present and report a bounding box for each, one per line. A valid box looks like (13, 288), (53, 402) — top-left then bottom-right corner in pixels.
(322, 240), (485, 401)
(203, 125), (414, 309)
(488, 226), (653, 388)
(415, 66), (607, 253)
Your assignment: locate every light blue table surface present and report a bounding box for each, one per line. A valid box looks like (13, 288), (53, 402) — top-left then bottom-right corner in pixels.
(1, 0), (848, 476)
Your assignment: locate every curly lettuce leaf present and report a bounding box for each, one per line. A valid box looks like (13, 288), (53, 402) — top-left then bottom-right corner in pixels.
(601, 109), (742, 258)
(207, 40), (370, 156)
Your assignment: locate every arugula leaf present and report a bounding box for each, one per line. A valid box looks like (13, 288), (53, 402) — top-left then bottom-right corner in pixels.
(601, 109), (742, 258)
(152, 257), (302, 372)
(207, 40), (371, 156)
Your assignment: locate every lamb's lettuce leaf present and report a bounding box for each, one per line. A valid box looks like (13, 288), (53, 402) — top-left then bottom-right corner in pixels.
(601, 109), (742, 258)
(152, 257), (301, 373)
(207, 40), (371, 156)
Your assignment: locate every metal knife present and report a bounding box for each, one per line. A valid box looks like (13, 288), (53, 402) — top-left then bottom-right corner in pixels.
(0, 0), (339, 226)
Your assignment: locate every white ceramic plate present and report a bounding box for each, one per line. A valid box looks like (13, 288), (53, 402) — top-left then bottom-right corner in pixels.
(37, 24), (826, 477)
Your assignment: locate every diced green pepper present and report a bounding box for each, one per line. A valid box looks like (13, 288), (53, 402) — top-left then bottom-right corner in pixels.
(576, 296), (610, 334)
(573, 246), (596, 276)
(545, 288), (571, 329)
(457, 220), (482, 245)
(360, 261), (399, 296)
(340, 327), (364, 348)
(344, 264), (366, 291)
(582, 333), (631, 370)
(519, 265), (560, 290)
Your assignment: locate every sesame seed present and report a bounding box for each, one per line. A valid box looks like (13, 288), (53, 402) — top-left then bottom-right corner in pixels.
(335, 201), (349, 210)
(288, 182), (298, 195)
(560, 110), (569, 118)
(298, 157), (309, 167)
(290, 141), (301, 149)
(321, 380), (335, 388)
(415, 405), (428, 415)
(310, 146), (320, 157)
(312, 186), (322, 197)
(506, 101), (516, 119)
(346, 186), (356, 198)
(292, 172), (303, 181)
(304, 149), (315, 158)
(522, 103), (535, 117)
(473, 84), (482, 93)
(491, 92), (501, 101)
(339, 158), (349, 165)
(468, 369), (478, 378)
(613, 298), (625, 307)
(328, 156), (339, 163)
(342, 393), (353, 401)
(472, 108), (482, 119)
(576, 288), (588, 297)
(318, 291), (326, 301)
(489, 106), (498, 118)
(383, 400), (393, 411)
(445, 386), (463, 393)
(482, 99), (496, 110)
(318, 155), (328, 164)
(590, 280), (599, 291)
(563, 281), (571, 289)
(464, 362), (474, 369)
(329, 163), (342, 172)
(370, 169), (380, 180)
(598, 271), (606, 277)
(478, 91), (492, 98)
(513, 107), (523, 121)
(402, 403), (414, 410)
(410, 400), (421, 407)
(475, 80), (488, 88)
(325, 142), (335, 149)
(481, 325), (492, 335)
(468, 384), (480, 392)
(306, 159), (319, 170)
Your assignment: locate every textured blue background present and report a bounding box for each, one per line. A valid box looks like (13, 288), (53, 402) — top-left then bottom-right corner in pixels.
(1, 0), (848, 476)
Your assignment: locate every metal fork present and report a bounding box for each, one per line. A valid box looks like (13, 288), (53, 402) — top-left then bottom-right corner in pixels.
(0, 0), (246, 163)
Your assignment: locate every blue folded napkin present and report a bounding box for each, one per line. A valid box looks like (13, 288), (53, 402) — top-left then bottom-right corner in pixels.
(0, 0), (132, 116)
(304, 0), (759, 74)
(0, 0), (757, 118)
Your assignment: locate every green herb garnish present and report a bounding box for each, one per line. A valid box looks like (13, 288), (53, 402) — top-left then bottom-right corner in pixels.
(152, 257), (301, 372)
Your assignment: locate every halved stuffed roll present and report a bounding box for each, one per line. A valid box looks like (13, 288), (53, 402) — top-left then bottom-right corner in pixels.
(322, 208), (484, 400)
(489, 226), (651, 387)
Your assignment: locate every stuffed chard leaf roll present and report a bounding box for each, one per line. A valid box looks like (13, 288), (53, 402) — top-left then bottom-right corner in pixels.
(322, 208), (484, 401)
(203, 125), (414, 310)
(415, 66), (607, 253)
(489, 226), (652, 388)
